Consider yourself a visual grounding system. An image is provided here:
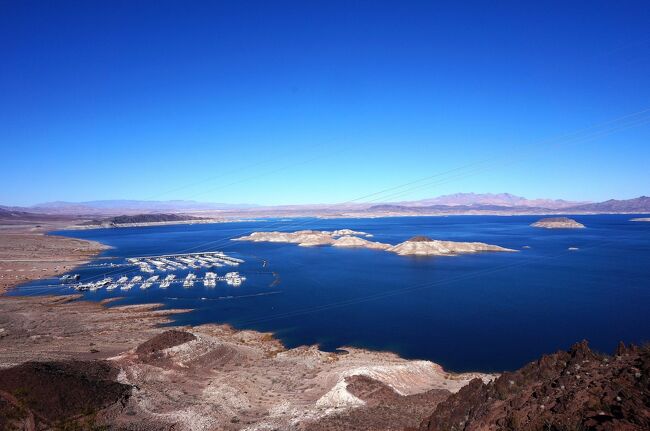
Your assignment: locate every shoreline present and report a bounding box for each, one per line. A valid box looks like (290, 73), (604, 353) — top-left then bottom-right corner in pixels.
(0, 226), (110, 295)
(1, 219), (647, 428)
(0, 226), (498, 428)
(38, 211), (650, 236)
(0, 227), (491, 372)
(61, 218), (248, 230)
(0, 287), (494, 430)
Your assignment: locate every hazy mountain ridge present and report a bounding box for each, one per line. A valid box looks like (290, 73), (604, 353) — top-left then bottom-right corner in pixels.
(563, 196), (650, 212)
(4, 194), (650, 217)
(394, 192), (588, 209)
(28, 199), (258, 215)
(0, 207), (78, 223)
(367, 204), (554, 213)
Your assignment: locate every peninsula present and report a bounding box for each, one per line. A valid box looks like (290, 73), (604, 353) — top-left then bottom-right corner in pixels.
(67, 213), (225, 230)
(0, 211), (109, 294)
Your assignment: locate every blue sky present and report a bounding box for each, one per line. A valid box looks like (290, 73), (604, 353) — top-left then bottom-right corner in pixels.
(2, 1), (649, 206)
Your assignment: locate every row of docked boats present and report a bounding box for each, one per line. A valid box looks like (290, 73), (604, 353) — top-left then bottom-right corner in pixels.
(127, 252), (244, 274)
(180, 271), (245, 287)
(72, 271), (246, 291)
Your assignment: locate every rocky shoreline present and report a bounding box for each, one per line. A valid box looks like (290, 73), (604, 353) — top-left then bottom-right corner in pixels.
(0, 227), (499, 430)
(1, 293), (647, 430)
(0, 294), (495, 430)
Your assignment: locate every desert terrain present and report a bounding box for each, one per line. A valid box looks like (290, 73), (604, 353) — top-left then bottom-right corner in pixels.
(0, 212), (648, 430)
(0, 218), (108, 294)
(0, 216), (496, 430)
(0, 294), (494, 430)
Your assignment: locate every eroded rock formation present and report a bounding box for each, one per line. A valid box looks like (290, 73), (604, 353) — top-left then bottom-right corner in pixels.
(419, 341), (650, 431)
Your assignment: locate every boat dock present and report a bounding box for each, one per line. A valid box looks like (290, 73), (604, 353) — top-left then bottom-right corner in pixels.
(73, 271), (246, 291)
(69, 251), (247, 291)
(127, 251), (243, 272)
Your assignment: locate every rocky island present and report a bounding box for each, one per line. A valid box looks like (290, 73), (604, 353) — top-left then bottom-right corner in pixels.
(631, 217), (650, 222)
(387, 236), (515, 256)
(234, 230), (516, 256)
(531, 217), (585, 229)
(233, 229), (379, 247)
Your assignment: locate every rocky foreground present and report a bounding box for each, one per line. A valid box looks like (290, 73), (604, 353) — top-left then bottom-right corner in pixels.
(0, 295), (493, 430)
(1, 295), (648, 430)
(531, 217), (586, 229)
(234, 230), (515, 256)
(418, 341), (650, 431)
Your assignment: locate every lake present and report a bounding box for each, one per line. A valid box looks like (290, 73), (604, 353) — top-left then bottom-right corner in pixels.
(11, 215), (650, 372)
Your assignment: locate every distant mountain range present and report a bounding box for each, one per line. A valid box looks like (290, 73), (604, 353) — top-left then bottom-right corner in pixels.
(0, 207), (78, 224)
(393, 193), (588, 209)
(365, 196), (650, 216)
(1, 194), (649, 218)
(563, 196), (650, 213)
(23, 200), (258, 215)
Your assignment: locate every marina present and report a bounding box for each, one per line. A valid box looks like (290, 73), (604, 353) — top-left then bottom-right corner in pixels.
(70, 251), (247, 291)
(127, 251), (243, 271)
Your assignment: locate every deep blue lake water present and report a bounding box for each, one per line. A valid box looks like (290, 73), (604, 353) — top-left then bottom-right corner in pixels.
(12, 215), (650, 372)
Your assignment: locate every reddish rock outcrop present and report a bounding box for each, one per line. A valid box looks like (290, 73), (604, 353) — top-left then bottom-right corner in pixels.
(419, 341), (650, 431)
(135, 329), (196, 357)
(0, 360), (131, 429)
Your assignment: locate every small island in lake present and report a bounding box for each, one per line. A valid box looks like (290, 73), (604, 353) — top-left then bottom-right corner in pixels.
(233, 229), (379, 247)
(531, 217), (585, 229)
(387, 236), (515, 256)
(630, 217), (650, 222)
(234, 230), (516, 256)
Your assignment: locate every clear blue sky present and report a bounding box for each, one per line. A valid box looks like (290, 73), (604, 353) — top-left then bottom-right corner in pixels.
(2, 1), (649, 206)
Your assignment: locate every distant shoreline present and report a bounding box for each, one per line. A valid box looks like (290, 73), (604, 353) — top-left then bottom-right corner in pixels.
(62, 217), (259, 231)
